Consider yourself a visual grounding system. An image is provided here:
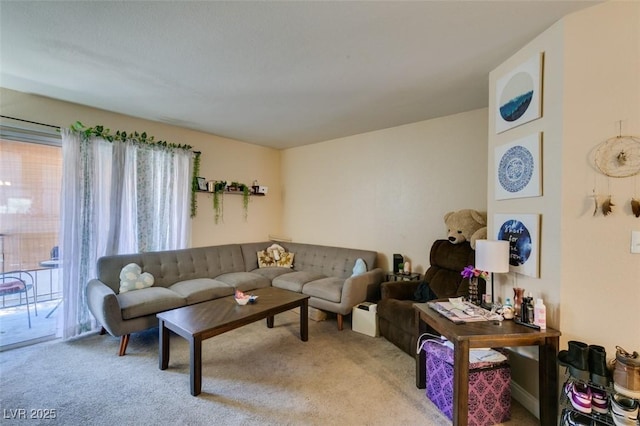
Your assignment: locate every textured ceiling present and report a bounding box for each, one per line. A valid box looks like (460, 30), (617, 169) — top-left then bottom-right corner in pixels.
(0, 1), (599, 149)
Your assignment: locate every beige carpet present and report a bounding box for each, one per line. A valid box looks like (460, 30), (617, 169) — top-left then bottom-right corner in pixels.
(0, 311), (540, 425)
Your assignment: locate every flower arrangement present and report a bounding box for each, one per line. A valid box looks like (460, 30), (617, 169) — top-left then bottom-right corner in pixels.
(461, 265), (489, 280)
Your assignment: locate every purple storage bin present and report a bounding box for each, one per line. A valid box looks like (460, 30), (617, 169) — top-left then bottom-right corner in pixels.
(422, 339), (511, 426)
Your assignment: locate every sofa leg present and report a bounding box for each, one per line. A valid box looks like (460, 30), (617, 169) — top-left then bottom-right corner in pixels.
(118, 334), (130, 356)
(337, 314), (344, 331)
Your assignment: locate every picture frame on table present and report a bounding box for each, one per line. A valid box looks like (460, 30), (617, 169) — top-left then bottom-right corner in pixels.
(495, 52), (544, 133)
(494, 213), (540, 278)
(495, 133), (542, 200)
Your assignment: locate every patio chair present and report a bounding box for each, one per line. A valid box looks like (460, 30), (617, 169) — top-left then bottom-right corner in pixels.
(0, 270), (38, 328)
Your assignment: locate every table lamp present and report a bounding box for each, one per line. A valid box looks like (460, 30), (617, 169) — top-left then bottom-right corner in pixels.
(475, 239), (510, 306)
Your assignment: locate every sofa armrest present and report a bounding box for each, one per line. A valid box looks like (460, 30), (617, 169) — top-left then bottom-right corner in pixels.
(381, 280), (420, 300)
(86, 278), (123, 336)
(339, 268), (384, 311)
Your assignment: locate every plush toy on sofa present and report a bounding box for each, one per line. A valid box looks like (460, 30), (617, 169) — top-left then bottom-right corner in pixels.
(444, 209), (487, 250)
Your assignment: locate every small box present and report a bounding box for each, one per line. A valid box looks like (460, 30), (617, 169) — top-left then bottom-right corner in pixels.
(423, 340), (511, 426)
(352, 302), (378, 337)
(291, 306), (327, 321)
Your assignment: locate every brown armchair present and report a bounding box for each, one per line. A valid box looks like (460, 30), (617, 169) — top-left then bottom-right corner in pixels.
(377, 240), (481, 355)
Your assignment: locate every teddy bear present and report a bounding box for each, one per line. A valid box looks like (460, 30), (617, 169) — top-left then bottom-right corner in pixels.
(444, 209), (487, 250)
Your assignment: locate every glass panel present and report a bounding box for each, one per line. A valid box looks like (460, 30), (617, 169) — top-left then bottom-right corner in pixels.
(0, 137), (62, 349)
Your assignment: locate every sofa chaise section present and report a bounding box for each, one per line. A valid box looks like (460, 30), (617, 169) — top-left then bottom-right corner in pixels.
(241, 241), (383, 330)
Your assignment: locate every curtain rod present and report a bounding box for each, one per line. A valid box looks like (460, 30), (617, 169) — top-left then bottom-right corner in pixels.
(0, 115), (60, 129)
(0, 115), (201, 154)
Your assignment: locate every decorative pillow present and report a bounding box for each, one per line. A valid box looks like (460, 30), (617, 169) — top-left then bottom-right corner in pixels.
(276, 252), (295, 268)
(351, 258), (367, 277)
(257, 250), (276, 268)
(257, 244), (295, 269)
(119, 263), (154, 293)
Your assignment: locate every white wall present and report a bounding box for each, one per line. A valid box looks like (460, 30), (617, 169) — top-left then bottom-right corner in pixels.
(281, 108), (488, 273)
(561, 1), (639, 351)
(488, 0), (640, 407)
(0, 88), (283, 247)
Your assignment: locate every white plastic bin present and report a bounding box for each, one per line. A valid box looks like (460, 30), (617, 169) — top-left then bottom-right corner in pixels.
(352, 302), (378, 337)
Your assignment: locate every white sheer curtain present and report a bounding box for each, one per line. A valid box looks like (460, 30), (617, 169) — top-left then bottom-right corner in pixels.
(58, 129), (192, 339)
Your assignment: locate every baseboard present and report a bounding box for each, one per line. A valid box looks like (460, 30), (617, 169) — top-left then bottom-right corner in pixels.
(511, 380), (540, 420)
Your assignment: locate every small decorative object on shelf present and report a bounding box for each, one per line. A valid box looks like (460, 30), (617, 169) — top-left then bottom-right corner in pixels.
(386, 271), (421, 282)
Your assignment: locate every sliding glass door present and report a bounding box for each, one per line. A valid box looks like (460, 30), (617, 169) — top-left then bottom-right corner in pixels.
(0, 129), (62, 350)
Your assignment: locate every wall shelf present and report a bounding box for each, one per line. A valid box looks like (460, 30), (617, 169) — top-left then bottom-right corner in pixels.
(196, 190), (265, 196)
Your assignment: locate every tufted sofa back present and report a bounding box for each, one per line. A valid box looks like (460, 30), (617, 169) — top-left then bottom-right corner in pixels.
(96, 244), (246, 293)
(96, 241), (379, 294)
(278, 242), (377, 279)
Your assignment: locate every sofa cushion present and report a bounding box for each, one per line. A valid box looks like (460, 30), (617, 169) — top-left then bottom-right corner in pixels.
(169, 278), (235, 304)
(215, 272), (271, 292)
(117, 287), (186, 320)
(119, 263), (154, 293)
(250, 267), (293, 280)
(272, 271), (325, 293)
(302, 277), (344, 303)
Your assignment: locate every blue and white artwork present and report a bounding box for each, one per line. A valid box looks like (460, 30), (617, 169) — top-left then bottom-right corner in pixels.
(495, 213), (540, 278)
(495, 53), (543, 133)
(495, 133), (542, 200)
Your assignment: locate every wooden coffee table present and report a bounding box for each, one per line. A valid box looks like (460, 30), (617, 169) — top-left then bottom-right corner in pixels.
(157, 286), (309, 396)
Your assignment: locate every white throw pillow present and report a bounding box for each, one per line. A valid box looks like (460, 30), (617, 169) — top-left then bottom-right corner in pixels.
(351, 258), (367, 277)
(119, 263), (154, 293)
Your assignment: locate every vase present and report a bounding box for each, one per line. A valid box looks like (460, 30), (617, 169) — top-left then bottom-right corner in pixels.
(513, 287), (525, 316)
(468, 277), (480, 305)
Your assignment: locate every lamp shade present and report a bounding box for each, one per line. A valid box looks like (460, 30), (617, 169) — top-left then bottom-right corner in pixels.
(475, 240), (510, 273)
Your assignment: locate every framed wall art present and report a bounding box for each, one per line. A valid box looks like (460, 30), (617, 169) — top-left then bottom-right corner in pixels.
(495, 52), (543, 133)
(494, 213), (540, 278)
(495, 133), (542, 200)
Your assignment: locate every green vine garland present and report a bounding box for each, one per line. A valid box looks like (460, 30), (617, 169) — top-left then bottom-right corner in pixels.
(69, 121), (201, 218)
(191, 152), (201, 218)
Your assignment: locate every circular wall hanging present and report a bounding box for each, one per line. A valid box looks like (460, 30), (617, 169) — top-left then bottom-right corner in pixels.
(498, 145), (534, 193)
(497, 220), (532, 266)
(499, 71), (534, 122)
(594, 135), (640, 178)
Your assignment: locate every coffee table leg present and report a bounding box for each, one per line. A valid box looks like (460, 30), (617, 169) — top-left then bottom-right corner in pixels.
(300, 299), (308, 341)
(159, 320), (169, 370)
(190, 337), (202, 396)
(266, 316), (274, 328)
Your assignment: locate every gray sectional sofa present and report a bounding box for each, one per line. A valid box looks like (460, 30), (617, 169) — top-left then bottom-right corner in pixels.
(87, 241), (382, 355)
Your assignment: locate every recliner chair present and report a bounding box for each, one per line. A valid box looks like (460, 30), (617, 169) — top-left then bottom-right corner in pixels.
(377, 240), (480, 355)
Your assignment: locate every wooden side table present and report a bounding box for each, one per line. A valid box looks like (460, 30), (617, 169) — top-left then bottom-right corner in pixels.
(414, 302), (561, 426)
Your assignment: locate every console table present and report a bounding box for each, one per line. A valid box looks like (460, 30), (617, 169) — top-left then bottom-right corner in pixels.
(414, 302), (561, 426)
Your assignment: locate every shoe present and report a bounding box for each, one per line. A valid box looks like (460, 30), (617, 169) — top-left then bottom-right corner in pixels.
(565, 380), (592, 414)
(559, 341), (590, 381)
(611, 393), (639, 426)
(562, 409), (592, 426)
(613, 346), (640, 399)
(589, 344), (611, 386)
(590, 385), (608, 414)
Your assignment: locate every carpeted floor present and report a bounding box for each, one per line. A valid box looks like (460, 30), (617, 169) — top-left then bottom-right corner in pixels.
(0, 311), (540, 425)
